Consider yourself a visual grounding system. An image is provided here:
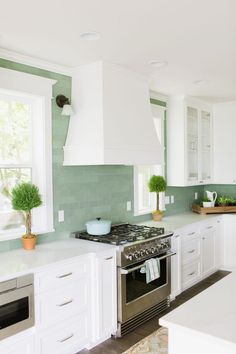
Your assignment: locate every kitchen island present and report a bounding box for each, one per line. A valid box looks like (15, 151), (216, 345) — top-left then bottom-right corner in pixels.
(160, 270), (236, 354)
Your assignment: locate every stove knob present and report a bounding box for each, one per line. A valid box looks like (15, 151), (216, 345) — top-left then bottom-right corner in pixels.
(140, 250), (145, 257)
(126, 254), (133, 261)
(145, 249), (150, 255)
(134, 251), (140, 259)
(150, 247), (155, 253)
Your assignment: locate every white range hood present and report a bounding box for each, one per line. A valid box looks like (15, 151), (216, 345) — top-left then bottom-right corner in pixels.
(63, 61), (162, 165)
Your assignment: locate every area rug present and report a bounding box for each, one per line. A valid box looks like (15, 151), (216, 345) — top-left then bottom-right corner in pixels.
(123, 327), (168, 354)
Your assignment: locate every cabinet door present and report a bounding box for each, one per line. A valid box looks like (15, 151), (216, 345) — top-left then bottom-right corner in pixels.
(201, 228), (215, 278)
(186, 106), (199, 184)
(171, 232), (182, 298)
(97, 253), (117, 339)
(213, 102), (236, 184)
(223, 215), (236, 268)
(200, 110), (212, 183)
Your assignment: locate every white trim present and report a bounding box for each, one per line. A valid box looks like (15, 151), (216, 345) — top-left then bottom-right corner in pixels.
(150, 90), (169, 103)
(0, 47), (72, 76)
(0, 69), (55, 238)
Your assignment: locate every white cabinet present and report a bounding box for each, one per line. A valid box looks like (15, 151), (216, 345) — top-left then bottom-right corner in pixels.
(223, 215), (236, 269)
(171, 218), (223, 295)
(35, 256), (91, 354)
(171, 231), (182, 298)
(213, 101), (236, 184)
(200, 224), (216, 278)
(38, 313), (89, 354)
(167, 95), (212, 186)
(91, 250), (117, 346)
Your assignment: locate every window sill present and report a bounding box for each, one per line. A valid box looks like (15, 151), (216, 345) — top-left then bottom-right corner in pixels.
(0, 228), (55, 242)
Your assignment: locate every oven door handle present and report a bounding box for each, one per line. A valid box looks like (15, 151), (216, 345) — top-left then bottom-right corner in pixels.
(120, 251), (176, 274)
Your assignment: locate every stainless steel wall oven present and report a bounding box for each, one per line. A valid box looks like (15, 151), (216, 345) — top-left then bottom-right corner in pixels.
(0, 274), (34, 340)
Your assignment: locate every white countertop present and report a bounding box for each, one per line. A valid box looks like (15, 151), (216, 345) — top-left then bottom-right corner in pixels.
(138, 212), (220, 231)
(0, 238), (115, 281)
(160, 271), (236, 347)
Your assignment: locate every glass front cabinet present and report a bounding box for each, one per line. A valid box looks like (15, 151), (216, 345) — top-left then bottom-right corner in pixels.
(167, 96), (212, 186)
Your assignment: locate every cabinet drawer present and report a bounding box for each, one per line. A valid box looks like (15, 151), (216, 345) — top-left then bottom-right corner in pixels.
(200, 222), (216, 233)
(35, 257), (90, 293)
(182, 227), (199, 242)
(182, 261), (201, 290)
(37, 281), (89, 329)
(182, 238), (200, 263)
(40, 312), (88, 354)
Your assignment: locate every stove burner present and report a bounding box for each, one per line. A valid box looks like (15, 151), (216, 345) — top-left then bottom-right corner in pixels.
(74, 223), (166, 245)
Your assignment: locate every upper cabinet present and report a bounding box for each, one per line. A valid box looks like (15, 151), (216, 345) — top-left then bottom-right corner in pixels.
(213, 101), (236, 184)
(167, 96), (212, 186)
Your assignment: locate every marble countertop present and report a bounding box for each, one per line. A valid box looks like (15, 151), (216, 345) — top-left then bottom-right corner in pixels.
(160, 271), (235, 346)
(0, 238), (115, 281)
(138, 212), (221, 231)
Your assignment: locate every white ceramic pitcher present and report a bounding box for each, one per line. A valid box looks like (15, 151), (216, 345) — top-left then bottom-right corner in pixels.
(206, 191), (217, 207)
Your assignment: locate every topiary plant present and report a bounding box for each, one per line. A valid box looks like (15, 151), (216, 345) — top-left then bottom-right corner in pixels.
(11, 182), (42, 238)
(148, 175), (167, 211)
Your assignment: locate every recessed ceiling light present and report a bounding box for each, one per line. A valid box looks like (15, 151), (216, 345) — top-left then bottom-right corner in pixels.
(80, 32), (101, 41)
(148, 60), (168, 68)
(193, 80), (209, 85)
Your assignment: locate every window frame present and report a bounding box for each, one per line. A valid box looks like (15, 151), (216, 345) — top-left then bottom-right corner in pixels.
(0, 67), (56, 241)
(133, 102), (166, 216)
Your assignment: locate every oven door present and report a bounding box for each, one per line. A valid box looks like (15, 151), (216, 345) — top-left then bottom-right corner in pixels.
(0, 285), (34, 340)
(117, 251), (175, 323)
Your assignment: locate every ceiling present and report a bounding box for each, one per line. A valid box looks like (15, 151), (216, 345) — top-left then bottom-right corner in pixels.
(0, 0), (236, 101)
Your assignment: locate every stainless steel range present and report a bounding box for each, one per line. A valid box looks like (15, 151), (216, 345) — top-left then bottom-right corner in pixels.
(73, 223), (174, 337)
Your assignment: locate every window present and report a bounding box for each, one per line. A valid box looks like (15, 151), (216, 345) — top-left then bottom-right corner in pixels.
(134, 103), (166, 216)
(0, 67), (55, 240)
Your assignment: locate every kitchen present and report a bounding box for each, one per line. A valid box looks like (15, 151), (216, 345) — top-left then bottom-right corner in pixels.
(0, 1), (236, 354)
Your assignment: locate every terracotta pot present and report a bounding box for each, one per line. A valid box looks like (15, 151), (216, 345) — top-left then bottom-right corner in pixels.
(152, 210), (163, 221)
(22, 234), (37, 250)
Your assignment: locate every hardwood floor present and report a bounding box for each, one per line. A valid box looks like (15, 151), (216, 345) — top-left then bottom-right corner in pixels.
(79, 270), (230, 354)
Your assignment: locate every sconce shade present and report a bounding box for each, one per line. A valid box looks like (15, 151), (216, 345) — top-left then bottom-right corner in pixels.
(56, 94), (74, 116)
(61, 104), (74, 116)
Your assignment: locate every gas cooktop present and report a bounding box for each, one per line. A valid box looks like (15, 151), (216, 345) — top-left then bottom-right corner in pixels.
(73, 223), (169, 245)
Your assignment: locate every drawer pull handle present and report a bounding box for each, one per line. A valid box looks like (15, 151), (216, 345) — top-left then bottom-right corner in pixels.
(56, 272), (72, 279)
(187, 232), (195, 236)
(207, 226), (213, 229)
(58, 334), (74, 343)
(174, 235), (180, 238)
(188, 271), (196, 276)
(202, 237), (206, 240)
(188, 249), (195, 254)
(57, 299), (73, 307)
(105, 256), (113, 260)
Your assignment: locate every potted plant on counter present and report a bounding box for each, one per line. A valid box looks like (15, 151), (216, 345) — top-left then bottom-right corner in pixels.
(202, 197), (212, 208)
(11, 182), (42, 250)
(148, 175), (167, 221)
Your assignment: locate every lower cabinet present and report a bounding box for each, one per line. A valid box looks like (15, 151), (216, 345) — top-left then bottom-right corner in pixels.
(182, 260), (201, 290)
(37, 313), (89, 354)
(222, 215), (236, 269)
(171, 217), (223, 297)
(201, 223), (216, 278)
(90, 250), (117, 346)
(35, 250), (117, 354)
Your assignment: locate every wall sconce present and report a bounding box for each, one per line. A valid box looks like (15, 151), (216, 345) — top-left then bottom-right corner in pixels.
(56, 94), (74, 116)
